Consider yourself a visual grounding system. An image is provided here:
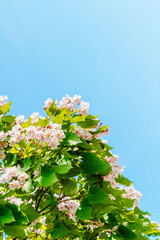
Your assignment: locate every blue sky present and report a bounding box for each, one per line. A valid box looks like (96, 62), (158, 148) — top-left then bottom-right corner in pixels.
(0, 0), (160, 231)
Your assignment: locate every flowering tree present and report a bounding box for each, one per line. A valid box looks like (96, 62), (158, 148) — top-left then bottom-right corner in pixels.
(0, 94), (159, 240)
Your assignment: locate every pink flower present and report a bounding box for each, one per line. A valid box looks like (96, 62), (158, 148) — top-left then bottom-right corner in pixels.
(0, 95), (8, 107)
(18, 172), (29, 182)
(9, 180), (21, 190)
(15, 115), (25, 124)
(0, 150), (5, 159)
(0, 131), (7, 141)
(78, 101), (89, 115)
(43, 98), (53, 109)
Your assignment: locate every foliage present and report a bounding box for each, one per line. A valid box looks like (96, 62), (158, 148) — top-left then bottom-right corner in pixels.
(0, 94), (159, 240)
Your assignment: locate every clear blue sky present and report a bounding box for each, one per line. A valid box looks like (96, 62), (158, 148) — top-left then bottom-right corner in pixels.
(0, 0), (160, 230)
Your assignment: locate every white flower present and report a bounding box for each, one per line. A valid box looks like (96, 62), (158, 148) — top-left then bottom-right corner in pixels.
(9, 180), (21, 190)
(0, 95), (8, 107)
(72, 95), (81, 105)
(120, 185), (143, 208)
(0, 174), (7, 183)
(44, 98), (53, 109)
(7, 196), (23, 206)
(15, 115), (25, 124)
(30, 112), (39, 124)
(74, 126), (92, 140)
(18, 172), (29, 182)
(78, 100), (90, 115)
(0, 131), (7, 141)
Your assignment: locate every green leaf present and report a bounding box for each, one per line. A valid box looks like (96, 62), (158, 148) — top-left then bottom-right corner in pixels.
(53, 155), (72, 174)
(115, 174), (133, 187)
(81, 152), (111, 175)
(0, 231), (3, 240)
(76, 198), (92, 220)
(0, 101), (12, 115)
(21, 158), (31, 171)
(63, 132), (81, 146)
(61, 179), (77, 195)
(108, 213), (118, 227)
(77, 119), (99, 129)
(86, 114), (99, 120)
(53, 110), (65, 124)
(21, 117), (31, 128)
(20, 203), (40, 222)
(0, 204), (15, 226)
(123, 198), (135, 208)
(5, 203), (28, 225)
(88, 185), (109, 204)
(4, 153), (17, 167)
(4, 225), (26, 238)
(46, 101), (57, 117)
(118, 225), (137, 239)
(35, 118), (49, 127)
(22, 178), (32, 192)
(51, 221), (69, 239)
(1, 115), (16, 124)
(70, 115), (86, 123)
(40, 166), (57, 187)
(134, 207), (151, 216)
(76, 205), (92, 220)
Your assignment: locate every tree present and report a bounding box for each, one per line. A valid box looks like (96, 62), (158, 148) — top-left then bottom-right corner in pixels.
(0, 94), (159, 240)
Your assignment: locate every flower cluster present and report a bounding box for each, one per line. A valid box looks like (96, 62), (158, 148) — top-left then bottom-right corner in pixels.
(103, 154), (124, 188)
(0, 95), (8, 107)
(58, 197), (80, 221)
(0, 166), (29, 190)
(74, 126), (92, 140)
(6, 196), (23, 206)
(8, 124), (25, 146)
(0, 94), (158, 240)
(120, 185), (143, 208)
(43, 94), (89, 116)
(0, 121), (65, 151)
(25, 123), (65, 149)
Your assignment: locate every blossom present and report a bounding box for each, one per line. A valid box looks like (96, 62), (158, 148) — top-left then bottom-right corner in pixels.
(58, 197), (79, 221)
(7, 196), (23, 206)
(18, 172), (29, 182)
(9, 180), (21, 190)
(8, 124), (25, 146)
(74, 126), (92, 140)
(0, 95), (8, 107)
(120, 185), (143, 208)
(0, 174), (8, 183)
(103, 154), (123, 188)
(0, 131), (7, 142)
(15, 115), (25, 124)
(30, 112), (39, 124)
(78, 100), (89, 115)
(72, 95), (81, 105)
(57, 94), (82, 112)
(0, 150), (5, 159)
(0, 165), (29, 191)
(5, 166), (20, 179)
(43, 98), (53, 110)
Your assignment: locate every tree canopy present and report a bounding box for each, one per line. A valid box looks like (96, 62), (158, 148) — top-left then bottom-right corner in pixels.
(0, 94), (159, 240)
